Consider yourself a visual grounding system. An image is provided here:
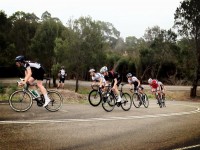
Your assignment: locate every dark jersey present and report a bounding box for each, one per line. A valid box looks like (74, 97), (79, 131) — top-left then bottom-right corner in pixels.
(24, 61), (45, 80)
(104, 71), (121, 86)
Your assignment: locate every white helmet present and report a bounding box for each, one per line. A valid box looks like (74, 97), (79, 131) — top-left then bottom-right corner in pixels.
(89, 69), (95, 72)
(100, 66), (108, 73)
(126, 73), (132, 78)
(148, 78), (152, 84)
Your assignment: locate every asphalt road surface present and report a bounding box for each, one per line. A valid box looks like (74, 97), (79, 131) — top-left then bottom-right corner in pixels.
(0, 100), (200, 150)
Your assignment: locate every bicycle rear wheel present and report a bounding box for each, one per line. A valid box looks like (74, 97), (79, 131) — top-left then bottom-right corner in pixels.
(102, 94), (116, 112)
(132, 93), (141, 108)
(121, 93), (132, 111)
(9, 90), (33, 112)
(45, 90), (63, 112)
(88, 90), (102, 107)
(142, 93), (149, 108)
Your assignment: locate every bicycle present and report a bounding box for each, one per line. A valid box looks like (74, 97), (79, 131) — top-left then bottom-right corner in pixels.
(155, 91), (166, 108)
(102, 83), (132, 112)
(9, 79), (63, 112)
(88, 85), (103, 107)
(131, 89), (149, 108)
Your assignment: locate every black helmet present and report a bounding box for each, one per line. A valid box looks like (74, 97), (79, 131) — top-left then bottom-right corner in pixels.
(15, 55), (25, 62)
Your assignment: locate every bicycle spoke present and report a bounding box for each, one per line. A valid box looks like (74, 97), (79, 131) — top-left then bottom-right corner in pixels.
(9, 90), (32, 112)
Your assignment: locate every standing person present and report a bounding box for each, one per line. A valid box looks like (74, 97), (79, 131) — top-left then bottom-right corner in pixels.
(89, 68), (106, 87)
(15, 55), (51, 107)
(57, 66), (67, 89)
(100, 66), (122, 105)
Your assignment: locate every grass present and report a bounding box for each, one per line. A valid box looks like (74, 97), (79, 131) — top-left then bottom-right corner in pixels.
(1, 83), (199, 103)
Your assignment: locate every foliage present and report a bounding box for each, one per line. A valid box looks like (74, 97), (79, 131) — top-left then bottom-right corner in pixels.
(0, 6), (199, 95)
(174, 0), (200, 97)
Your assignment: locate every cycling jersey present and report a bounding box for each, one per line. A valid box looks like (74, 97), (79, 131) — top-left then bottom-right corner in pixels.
(24, 61), (45, 80)
(92, 73), (103, 81)
(150, 79), (159, 89)
(128, 76), (139, 86)
(104, 71), (121, 86)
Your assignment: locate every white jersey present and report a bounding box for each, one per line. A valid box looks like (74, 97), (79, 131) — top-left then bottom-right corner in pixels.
(60, 69), (66, 76)
(92, 73), (105, 83)
(128, 76), (138, 84)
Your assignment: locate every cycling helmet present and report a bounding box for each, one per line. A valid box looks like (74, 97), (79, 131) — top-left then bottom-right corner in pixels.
(89, 69), (95, 72)
(148, 78), (152, 84)
(126, 73), (132, 78)
(100, 66), (108, 73)
(15, 55), (25, 63)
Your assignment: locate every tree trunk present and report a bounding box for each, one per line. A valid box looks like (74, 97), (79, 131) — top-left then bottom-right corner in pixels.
(53, 75), (57, 87)
(190, 33), (200, 98)
(75, 74), (79, 93)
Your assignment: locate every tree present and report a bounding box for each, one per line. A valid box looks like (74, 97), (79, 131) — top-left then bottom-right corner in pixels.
(174, 0), (200, 97)
(9, 11), (38, 57)
(31, 16), (65, 78)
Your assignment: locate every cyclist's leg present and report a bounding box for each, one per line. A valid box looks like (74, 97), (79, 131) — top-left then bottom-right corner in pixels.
(114, 80), (122, 103)
(34, 70), (51, 107)
(57, 78), (61, 89)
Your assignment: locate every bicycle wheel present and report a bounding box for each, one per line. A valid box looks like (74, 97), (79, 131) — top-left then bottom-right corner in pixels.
(9, 90), (33, 112)
(132, 93), (141, 108)
(157, 97), (162, 108)
(45, 90), (63, 112)
(102, 94), (116, 112)
(121, 93), (132, 111)
(142, 93), (149, 108)
(161, 97), (166, 107)
(88, 90), (102, 107)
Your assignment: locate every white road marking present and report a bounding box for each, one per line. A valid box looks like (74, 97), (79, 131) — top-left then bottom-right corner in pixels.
(172, 144), (200, 150)
(0, 104), (199, 124)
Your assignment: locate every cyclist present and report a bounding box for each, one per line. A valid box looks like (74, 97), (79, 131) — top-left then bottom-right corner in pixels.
(127, 73), (144, 106)
(15, 55), (51, 107)
(89, 68), (106, 87)
(100, 66), (122, 105)
(57, 66), (67, 89)
(148, 78), (165, 102)
(126, 73), (143, 93)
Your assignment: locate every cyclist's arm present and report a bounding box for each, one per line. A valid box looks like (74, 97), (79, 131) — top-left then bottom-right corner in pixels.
(24, 67), (32, 83)
(113, 78), (118, 88)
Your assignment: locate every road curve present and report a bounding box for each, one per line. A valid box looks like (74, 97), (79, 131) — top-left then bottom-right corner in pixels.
(0, 100), (200, 150)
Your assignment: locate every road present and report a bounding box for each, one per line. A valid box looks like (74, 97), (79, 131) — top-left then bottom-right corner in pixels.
(0, 100), (200, 150)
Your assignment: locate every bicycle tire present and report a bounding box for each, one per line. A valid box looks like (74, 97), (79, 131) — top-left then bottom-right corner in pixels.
(161, 97), (166, 107)
(157, 96), (162, 108)
(132, 93), (141, 108)
(102, 94), (116, 112)
(142, 93), (149, 108)
(45, 90), (63, 112)
(9, 90), (33, 112)
(121, 93), (132, 111)
(88, 90), (102, 107)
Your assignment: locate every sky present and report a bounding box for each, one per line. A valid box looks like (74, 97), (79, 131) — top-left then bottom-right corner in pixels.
(1, 0), (182, 39)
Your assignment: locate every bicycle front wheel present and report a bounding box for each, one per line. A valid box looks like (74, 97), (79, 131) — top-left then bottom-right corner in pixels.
(9, 90), (33, 112)
(102, 94), (116, 112)
(142, 93), (149, 108)
(121, 93), (132, 111)
(132, 93), (141, 108)
(88, 90), (102, 107)
(45, 90), (63, 112)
